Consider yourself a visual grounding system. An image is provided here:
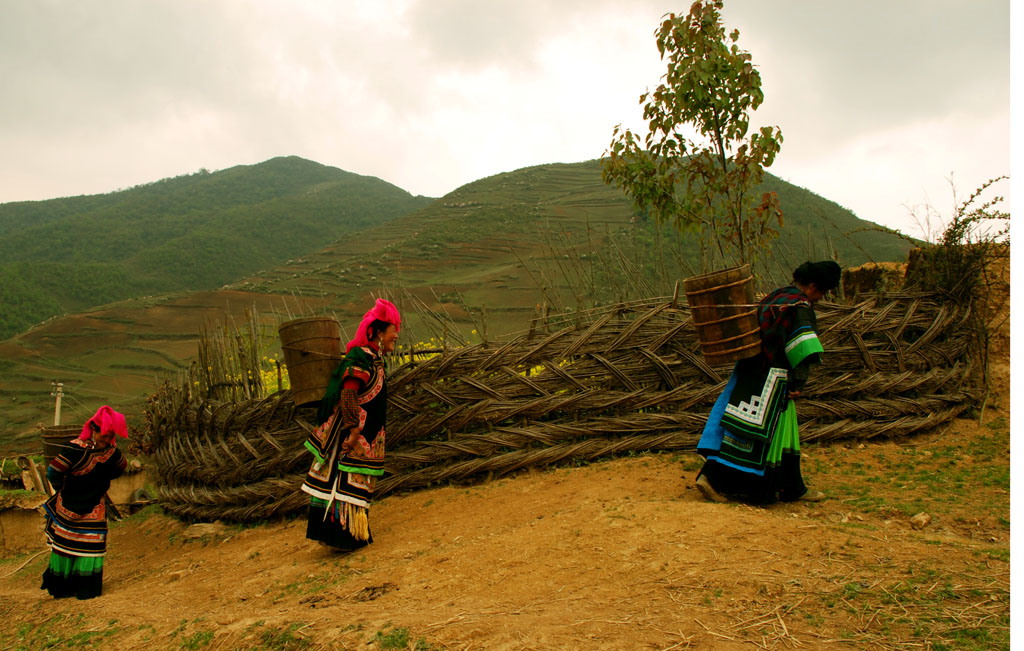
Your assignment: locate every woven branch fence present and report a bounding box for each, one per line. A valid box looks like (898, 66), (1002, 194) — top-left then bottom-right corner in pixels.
(144, 292), (978, 522)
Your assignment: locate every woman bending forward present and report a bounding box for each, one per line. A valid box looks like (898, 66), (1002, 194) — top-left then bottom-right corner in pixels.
(696, 261), (840, 505)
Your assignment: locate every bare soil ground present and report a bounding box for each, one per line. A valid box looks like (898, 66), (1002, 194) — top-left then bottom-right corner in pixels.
(1, 397), (1009, 650)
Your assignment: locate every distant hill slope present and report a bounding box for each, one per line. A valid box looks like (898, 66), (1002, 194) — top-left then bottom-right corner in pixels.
(243, 159), (914, 339)
(0, 156), (434, 340)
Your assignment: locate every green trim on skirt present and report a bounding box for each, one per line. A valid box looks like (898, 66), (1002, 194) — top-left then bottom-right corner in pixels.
(765, 401), (800, 467)
(49, 551), (104, 577)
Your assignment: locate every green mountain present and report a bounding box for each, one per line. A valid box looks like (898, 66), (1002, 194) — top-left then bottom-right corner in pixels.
(0, 156), (434, 340)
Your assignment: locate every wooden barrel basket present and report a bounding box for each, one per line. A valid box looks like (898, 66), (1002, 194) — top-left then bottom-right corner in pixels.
(278, 316), (343, 408)
(683, 265), (761, 366)
(41, 425), (82, 469)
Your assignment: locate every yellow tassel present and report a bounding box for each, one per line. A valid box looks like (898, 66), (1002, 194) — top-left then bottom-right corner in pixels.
(346, 502), (370, 541)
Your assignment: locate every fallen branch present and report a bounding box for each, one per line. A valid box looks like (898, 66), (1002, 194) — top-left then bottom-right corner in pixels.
(2, 548), (48, 577)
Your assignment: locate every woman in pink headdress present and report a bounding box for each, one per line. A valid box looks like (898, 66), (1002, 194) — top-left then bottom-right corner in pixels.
(302, 298), (400, 551)
(41, 405), (129, 599)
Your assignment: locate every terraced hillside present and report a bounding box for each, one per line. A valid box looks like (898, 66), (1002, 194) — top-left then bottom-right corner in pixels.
(236, 160), (913, 340)
(0, 290), (328, 454)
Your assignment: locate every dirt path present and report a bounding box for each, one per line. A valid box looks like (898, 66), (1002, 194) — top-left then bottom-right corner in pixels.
(1, 403), (1009, 650)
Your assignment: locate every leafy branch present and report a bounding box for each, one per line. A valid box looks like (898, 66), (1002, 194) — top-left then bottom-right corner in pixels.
(602, 0), (783, 272)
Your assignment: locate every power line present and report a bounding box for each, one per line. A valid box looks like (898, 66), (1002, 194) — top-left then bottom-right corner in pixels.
(49, 369), (160, 388)
(60, 393), (99, 419)
(63, 386), (142, 403)
(50, 383), (142, 414)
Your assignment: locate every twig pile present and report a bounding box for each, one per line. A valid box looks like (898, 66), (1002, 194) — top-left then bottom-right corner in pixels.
(145, 292), (976, 522)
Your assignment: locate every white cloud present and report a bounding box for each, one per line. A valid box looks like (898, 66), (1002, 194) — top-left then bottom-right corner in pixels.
(0, 0), (1009, 237)
(775, 108), (1010, 237)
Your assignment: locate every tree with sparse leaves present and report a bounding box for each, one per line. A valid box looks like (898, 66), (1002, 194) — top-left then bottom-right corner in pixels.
(602, 0), (783, 271)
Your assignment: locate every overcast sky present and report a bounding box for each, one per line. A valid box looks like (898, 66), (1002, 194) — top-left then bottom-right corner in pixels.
(0, 0), (1010, 238)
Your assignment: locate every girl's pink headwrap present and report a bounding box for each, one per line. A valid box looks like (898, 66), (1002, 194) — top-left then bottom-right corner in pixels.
(346, 298), (401, 352)
(79, 405), (128, 440)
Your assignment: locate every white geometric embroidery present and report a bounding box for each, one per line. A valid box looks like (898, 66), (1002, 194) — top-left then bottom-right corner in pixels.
(724, 367), (788, 427)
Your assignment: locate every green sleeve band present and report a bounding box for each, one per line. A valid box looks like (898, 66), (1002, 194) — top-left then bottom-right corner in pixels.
(337, 463), (385, 476)
(785, 332), (824, 368)
(304, 440), (325, 465)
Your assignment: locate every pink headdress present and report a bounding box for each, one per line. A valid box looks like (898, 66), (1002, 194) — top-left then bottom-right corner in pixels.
(79, 405), (128, 440)
(346, 298), (401, 352)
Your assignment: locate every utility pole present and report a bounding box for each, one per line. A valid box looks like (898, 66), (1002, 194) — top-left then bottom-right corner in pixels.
(50, 381), (63, 426)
